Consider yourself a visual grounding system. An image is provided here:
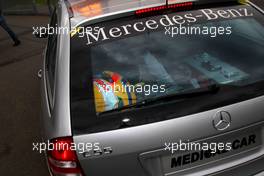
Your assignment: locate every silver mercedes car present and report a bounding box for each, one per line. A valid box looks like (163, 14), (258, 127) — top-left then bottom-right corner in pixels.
(39, 0), (264, 175)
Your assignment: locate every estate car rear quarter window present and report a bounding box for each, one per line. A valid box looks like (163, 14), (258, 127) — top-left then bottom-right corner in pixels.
(46, 9), (58, 108)
(70, 4), (264, 134)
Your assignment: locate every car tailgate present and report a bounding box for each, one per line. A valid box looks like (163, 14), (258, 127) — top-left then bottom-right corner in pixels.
(73, 95), (264, 176)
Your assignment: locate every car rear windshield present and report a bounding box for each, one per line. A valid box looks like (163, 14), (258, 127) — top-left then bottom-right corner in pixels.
(70, 4), (264, 134)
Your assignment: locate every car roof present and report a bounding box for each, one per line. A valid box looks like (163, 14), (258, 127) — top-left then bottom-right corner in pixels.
(66, 0), (166, 27)
(65, 0), (243, 27)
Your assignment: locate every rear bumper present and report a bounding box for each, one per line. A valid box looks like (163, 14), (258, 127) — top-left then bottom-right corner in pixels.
(210, 155), (264, 176)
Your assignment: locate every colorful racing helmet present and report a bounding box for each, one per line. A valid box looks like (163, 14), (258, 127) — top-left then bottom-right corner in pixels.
(93, 71), (137, 113)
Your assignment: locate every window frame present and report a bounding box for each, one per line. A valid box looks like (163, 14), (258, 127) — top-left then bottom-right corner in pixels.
(45, 8), (58, 110)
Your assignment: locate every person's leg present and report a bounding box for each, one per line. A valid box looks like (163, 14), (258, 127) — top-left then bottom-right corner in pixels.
(0, 15), (20, 45)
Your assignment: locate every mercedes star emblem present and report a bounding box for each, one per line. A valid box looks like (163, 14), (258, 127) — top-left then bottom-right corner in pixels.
(213, 111), (232, 131)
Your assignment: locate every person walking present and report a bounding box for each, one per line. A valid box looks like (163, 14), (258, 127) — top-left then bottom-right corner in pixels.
(0, 1), (21, 46)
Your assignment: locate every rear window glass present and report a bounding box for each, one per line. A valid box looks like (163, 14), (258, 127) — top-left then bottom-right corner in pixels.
(70, 4), (264, 134)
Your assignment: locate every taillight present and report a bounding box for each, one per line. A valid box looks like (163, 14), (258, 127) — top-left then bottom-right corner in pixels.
(135, 2), (193, 15)
(47, 137), (83, 176)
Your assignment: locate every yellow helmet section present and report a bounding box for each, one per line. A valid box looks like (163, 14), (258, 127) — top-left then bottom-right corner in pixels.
(93, 83), (107, 113)
(93, 71), (137, 113)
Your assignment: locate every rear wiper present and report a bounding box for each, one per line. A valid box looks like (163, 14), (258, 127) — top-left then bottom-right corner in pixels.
(99, 84), (224, 115)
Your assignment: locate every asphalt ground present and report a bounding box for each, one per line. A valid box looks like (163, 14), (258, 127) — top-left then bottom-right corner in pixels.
(0, 15), (49, 176)
(0, 1), (263, 175)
